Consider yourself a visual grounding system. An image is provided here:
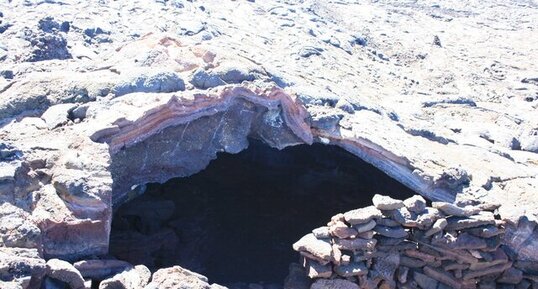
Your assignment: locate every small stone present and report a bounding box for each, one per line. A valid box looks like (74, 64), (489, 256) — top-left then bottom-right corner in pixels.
(114, 70), (186, 97)
(0, 162), (18, 182)
(375, 218), (400, 227)
(341, 255), (351, 265)
(374, 225), (408, 238)
(301, 257), (332, 278)
(334, 238), (377, 251)
(371, 252), (400, 282)
(310, 279), (359, 289)
(433, 35), (442, 47)
(377, 240), (416, 252)
(425, 218), (447, 237)
(292, 233), (332, 262)
(376, 236), (405, 246)
(358, 276), (379, 289)
(344, 206), (382, 225)
(403, 195), (427, 213)
(416, 207), (443, 229)
(514, 279), (531, 289)
(330, 221), (358, 238)
(443, 261), (469, 271)
(378, 280), (396, 289)
(514, 260), (538, 275)
(467, 225), (504, 238)
(463, 261), (513, 280)
(497, 268), (523, 284)
(404, 249), (437, 264)
(432, 232), (487, 250)
(70, 104), (90, 120)
(445, 212), (496, 231)
(46, 259), (85, 289)
(423, 266), (462, 289)
(478, 279), (497, 289)
(397, 266), (409, 283)
(372, 194), (404, 210)
(414, 271), (439, 289)
(99, 266), (148, 289)
(73, 259), (133, 279)
(331, 213), (345, 223)
(41, 103), (77, 129)
(335, 98), (354, 114)
(334, 262), (368, 277)
(312, 226), (330, 239)
(353, 219), (376, 233)
(389, 207), (419, 227)
(477, 202), (501, 212)
(332, 245), (342, 265)
(433, 202), (481, 217)
(145, 266), (212, 289)
(399, 256), (426, 268)
(357, 230), (375, 239)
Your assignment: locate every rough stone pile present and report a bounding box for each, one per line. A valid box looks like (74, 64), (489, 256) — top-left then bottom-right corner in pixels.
(0, 252), (226, 289)
(292, 194), (537, 289)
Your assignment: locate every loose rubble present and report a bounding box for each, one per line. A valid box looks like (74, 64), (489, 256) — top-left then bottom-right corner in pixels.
(293, 194), (538, 289)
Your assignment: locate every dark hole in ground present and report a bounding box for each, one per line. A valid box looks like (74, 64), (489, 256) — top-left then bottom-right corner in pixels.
(109, 140), (415, 287)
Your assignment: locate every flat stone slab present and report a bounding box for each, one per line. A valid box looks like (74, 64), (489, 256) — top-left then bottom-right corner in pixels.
(344, 206), (383, 225)
(292, 233), (333, 262)
(311, 279), (360, 289)
(445, 212), (496, 231)
(372, 194), (404, 210)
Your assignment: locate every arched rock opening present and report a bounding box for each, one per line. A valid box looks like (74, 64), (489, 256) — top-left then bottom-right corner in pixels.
(109, 140), (415, 286)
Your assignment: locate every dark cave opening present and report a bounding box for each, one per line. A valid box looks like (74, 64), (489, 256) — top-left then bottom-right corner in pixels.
(109, 140), (415, 287)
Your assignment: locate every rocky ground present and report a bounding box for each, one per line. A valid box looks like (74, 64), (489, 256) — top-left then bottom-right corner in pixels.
(0, 0), (537, 288)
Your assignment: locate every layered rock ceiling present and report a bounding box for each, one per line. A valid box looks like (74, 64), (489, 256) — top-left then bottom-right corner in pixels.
(0, 0), (537, 288)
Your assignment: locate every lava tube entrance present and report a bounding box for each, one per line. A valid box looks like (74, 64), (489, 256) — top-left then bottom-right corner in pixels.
(109, 140), (415, 288)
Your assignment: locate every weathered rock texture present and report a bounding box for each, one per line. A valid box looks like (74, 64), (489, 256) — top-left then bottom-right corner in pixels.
(0, 0), (537, 287)
(293, 194), (538, 288)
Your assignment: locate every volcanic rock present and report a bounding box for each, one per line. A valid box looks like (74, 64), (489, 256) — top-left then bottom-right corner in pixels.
(403, 195), (427, 213)
(373, 225), (408, 239)
(498, 268), (524, 284)
(312, 227), (330, 239)
(344, 206), (383, 225)
(144, 265), (226, 289)
(301, 257), (332, 279)
(73, 259), (134, 280)
(334, 262), (368, 277)
(372, 194), (405, 210)
(45, 259), (85, 289)
(292, 234), (333, 262)
(425, 218), (447, 237)
(353, 220), (376, 233)
(310, 279), (360, 289)
(445, 212), (496, 231)
(433, 202), (481, 217)
(98, 265), (150, 289)
(0, 247), (46, 284)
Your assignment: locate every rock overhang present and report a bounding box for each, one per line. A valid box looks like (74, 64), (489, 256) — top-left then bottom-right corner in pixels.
(1, 72), (537, 260)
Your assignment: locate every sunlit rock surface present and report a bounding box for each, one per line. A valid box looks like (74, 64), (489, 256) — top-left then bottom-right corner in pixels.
(0, 0), (537, 287)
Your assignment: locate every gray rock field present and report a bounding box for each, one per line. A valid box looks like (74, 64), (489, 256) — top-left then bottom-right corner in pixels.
(0, 0), (537, 288)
